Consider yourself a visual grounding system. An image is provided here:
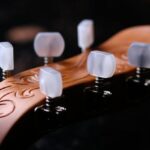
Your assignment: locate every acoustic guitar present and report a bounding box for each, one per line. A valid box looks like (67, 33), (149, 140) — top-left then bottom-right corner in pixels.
(1, 25), (150, 148)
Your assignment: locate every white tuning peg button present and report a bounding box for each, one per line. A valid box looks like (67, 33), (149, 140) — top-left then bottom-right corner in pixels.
(0, 42), (14, 71)
(128, 42), (150, 68)
(39, 67), (63, 98)
(77, 19), (94, 52)
(87, 50), (116, 78)
(34, 32), (65, 64)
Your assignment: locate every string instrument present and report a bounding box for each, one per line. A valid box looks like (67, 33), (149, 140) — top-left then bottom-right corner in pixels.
(1, 25), (150, 147)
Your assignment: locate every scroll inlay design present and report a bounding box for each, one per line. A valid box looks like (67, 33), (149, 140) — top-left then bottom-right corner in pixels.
(0, 100), (15, 118)
(0, 73), (40, 118)
(3, 73), (39, 98)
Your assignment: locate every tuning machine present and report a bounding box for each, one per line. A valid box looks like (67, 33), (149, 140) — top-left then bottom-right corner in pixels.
(34, 32), (65, 65)
(126, 42), (150, 98)
(0, 42), (14, 80)
(77, 19), (94, 52)
(34, 67), (66, 130)
(84, 50), (116, 110)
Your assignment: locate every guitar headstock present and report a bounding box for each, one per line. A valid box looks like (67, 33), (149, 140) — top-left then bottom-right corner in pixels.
(1, 25), (150, 145)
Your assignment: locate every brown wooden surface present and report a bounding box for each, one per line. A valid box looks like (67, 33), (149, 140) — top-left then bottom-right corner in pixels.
(0, 25), (150, 143)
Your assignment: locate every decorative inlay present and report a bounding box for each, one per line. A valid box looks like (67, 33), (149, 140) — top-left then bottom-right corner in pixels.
(0, 100), (15, 118)
(0, 73), (39, 100)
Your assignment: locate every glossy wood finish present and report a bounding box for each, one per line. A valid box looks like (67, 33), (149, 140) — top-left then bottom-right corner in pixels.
(0, 26), (150, 143)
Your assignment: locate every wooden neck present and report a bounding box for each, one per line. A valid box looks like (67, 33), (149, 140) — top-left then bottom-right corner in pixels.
(1, 25), (150, 143)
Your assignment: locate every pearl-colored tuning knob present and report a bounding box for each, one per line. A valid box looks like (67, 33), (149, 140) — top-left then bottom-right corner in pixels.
(39, 67), (63, 98)
(0, 42), (14, 80)
(127, 42), (150, 96)
(128, 42), (150, 68)
(87, 50), (116, 78)
(0, 42), (14, 71)
(34, 32), (65, 64)
(35, 67), (66, 125)
(77, 19), (94, 52)
(85, 50), (116, 101)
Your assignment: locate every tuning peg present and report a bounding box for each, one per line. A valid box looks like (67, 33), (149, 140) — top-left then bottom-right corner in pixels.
(34, 67), (66, 130)
(34, 32), (65, 65)
(128, 42), (150, 85)
(39, 67), (62, 99)
(86, 50), (116, 97)
(0, 42), (14, 80)
(77, 19), (94, 52)
(83, 50), (116, 112)
(126, 42), (150, 99)
(35, 66), (66, 112)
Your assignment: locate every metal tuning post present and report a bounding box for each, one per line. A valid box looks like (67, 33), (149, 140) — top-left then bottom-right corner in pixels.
(84, 50), (116, 110)
(34, 32), (65, 65)
(77, 19), (94, 52)
(0, 42), (14, 80)
(127, 42), (150, 98)
(34, 67), (66, 130)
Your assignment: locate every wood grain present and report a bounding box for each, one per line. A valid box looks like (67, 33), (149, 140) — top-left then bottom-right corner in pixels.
(1, 25), (150, 143)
